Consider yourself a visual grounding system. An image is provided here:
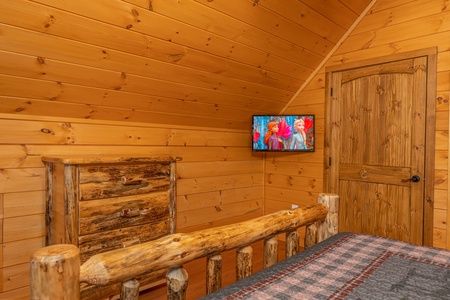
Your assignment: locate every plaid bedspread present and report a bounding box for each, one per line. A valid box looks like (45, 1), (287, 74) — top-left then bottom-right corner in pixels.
(200, 233), (450, 299)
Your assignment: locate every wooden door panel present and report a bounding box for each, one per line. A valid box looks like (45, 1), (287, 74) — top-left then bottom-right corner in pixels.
(339, 164), (411, 186)
(340, 59), (414, 83)
(340, 73), (413, 167)
(327, 56), (429, 245)
(339, 180), (411, 241)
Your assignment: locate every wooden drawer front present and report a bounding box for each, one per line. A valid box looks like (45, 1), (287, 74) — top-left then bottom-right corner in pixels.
(78, 191), (170, 235)
(78, 220), (171, 263)
(78, 164), (171, 200)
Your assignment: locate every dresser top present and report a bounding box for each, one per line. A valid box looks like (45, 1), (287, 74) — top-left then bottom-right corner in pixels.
(41, 155), (180, 165)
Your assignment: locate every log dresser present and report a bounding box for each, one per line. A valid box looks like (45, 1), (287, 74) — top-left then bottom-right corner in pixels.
(41, 155), (178, 299)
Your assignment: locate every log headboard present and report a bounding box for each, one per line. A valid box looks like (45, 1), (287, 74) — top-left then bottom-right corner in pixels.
(30, 193), (339, 300)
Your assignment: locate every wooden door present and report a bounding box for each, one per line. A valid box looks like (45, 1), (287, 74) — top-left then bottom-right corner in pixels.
(325, 51), (436, 246)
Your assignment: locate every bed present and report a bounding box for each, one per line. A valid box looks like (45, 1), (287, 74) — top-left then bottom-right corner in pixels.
(30, 193), (450, 299)
(199, 232), (450, 299)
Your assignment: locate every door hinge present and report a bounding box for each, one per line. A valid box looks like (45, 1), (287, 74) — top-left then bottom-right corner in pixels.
(329, 157), (332, 166)
(330, 88), (333, 96)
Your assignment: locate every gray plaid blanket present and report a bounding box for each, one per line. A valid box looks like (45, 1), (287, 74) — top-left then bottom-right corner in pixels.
(200, 233), (450, 299)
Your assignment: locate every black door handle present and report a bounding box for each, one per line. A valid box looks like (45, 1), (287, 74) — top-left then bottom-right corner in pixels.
(402, 175), (420, 183)
(409, 175), (420, 183)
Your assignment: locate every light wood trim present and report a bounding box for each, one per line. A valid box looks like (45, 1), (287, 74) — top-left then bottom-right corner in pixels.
(424, 51), (437, 247)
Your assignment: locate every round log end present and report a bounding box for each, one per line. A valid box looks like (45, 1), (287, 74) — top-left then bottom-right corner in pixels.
(32, 244), (80, 261)
(30, 244), (80, 299)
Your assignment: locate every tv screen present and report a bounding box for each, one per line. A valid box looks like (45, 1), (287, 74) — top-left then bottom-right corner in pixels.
(252, 115), (315, 152)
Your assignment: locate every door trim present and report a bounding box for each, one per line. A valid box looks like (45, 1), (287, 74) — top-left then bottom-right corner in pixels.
(324, 48), (437, 246)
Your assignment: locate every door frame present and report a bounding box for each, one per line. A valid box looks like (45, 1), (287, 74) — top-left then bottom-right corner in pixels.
(323, 48), (437, 246)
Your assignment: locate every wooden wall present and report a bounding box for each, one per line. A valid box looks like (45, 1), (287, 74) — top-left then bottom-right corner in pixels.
(0, 115), (263, 298)
(0, 0), (449, 298)
(276, 0), (450, 249)
(0, 0), (371, 130)
(0, 1), (364, 297)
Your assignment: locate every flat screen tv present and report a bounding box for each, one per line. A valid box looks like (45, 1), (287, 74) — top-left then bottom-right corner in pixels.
(252, 115), (315, 152)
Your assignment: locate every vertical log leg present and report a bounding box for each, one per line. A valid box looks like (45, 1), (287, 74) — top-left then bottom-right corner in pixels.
(167, 266), (188, 300)
(121, 279), (140, 300)
(305, 223), (318, 248)
(316, 193), (339, 243)
(263, 236), (278, 269)
(305, 193), (339, 247)
(285, 230), (300, 258)
(236, 246), (252, 280)
(206, 254), (222, 295)
(30, 244), (80, 300)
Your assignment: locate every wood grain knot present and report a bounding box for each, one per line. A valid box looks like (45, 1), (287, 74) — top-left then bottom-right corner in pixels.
(359, 169), (368, 178)
(41, 128), (53, 135)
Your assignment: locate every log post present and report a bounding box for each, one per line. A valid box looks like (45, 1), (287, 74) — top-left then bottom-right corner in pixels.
(305, 193), (339, 247)
(285, 230), (300, 258)
(30, 244), (80, 300)
(121, 279), (140, 300)
(167, 266), (188, 300)
(263, 236), (278, 268)
(206, 254), (222, 295)
(305, 223), (317, 249)
(236, 246), (252, 280)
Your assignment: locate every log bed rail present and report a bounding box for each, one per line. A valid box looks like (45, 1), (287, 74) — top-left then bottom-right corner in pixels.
(30, 193), (339, 300)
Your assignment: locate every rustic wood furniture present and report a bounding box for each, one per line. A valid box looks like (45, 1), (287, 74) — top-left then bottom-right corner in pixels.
(41, 155), (178, 299)
(31, 193), (338, 299)
(31, 191), (450, 299)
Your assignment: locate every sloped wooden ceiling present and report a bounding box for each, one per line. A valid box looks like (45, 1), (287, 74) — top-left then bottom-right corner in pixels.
(0, 0), (372, 129)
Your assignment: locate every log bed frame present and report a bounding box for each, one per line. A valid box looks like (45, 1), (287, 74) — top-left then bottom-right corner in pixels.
(30, 193), (339, 300)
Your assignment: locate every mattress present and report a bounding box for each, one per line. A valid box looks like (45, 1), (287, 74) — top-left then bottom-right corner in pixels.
(200, 232), (450, 300)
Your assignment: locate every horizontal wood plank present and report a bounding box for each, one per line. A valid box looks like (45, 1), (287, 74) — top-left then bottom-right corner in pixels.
(3, 237), (45, 267)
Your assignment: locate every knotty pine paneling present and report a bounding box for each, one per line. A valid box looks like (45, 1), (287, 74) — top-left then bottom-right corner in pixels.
(2, 263), (29, 294)
(128, 0), (324, 71)
(282, 0), (450, 251)
(0, 0), (371, 131)
(0, 287), (28, 300)
(0, 115), (262, 297)
(1, 0), (447, 298)
(3, 191), (45, 218)
(294, 0), (362, 30)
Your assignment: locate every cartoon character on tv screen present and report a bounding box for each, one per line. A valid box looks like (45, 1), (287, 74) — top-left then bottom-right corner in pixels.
(290, 118), (307, 150)
(264, 121), (283, 150)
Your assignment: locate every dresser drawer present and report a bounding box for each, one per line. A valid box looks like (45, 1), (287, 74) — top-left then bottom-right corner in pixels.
(78, 220), (171, 263)
(78, 191), (171, 235)
(78, 164), (171, 200)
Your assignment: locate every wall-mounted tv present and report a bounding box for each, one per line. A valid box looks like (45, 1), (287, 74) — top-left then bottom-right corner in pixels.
(252, 115), (315, 152)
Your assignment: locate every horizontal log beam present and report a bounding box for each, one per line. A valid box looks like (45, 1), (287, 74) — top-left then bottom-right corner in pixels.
(80, 202), (328, 286)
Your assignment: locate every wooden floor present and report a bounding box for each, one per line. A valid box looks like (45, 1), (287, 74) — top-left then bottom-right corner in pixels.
(139, 240), (287, 300)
